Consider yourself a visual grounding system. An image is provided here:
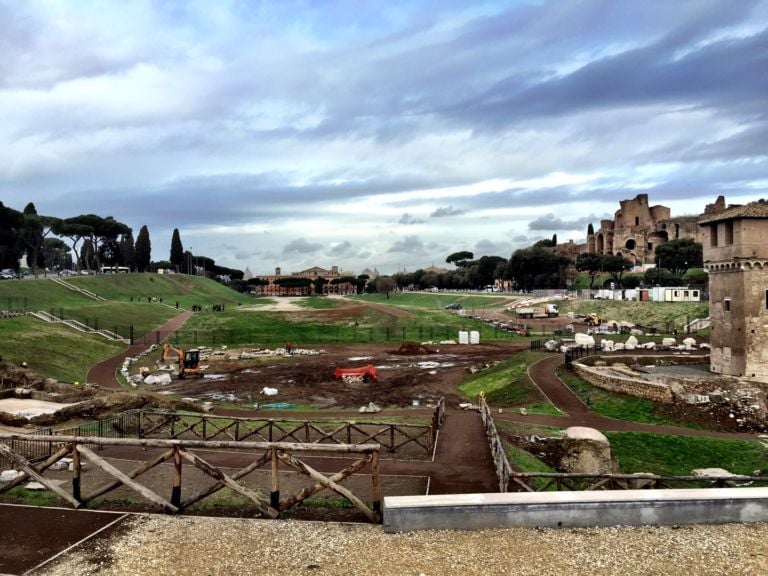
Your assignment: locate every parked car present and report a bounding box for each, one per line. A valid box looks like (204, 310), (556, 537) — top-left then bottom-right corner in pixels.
(0, 271), (15, 280)
(58, 269), (75, 276)
(444, 303), (463, 310)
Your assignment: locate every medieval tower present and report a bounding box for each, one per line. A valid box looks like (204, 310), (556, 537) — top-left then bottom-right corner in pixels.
(699, 199), (768, 380)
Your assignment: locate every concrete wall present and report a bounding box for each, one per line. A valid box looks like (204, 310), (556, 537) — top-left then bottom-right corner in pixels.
(383, 488), (768, 532)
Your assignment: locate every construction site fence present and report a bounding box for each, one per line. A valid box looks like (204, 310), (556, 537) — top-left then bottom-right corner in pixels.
(479, 395), (513, 493)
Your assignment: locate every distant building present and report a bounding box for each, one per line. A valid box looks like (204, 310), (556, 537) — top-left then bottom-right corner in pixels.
(587, 193), (703, 265)
(699, 199), (768, 380)
(360, 267), (380, 280)
(423, 264), (449, 275)
(251, 265), (358, 296)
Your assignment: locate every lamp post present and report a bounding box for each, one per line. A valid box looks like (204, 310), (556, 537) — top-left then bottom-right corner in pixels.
(188, 247), (193, 276)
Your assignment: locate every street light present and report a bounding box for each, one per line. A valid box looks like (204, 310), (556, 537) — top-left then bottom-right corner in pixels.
(188, 247), (193, 276)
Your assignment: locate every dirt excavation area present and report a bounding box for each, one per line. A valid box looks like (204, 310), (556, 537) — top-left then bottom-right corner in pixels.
(148, 342), (527, 409)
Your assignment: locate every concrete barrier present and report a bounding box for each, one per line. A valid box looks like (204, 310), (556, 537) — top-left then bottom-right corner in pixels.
(383, 488), (768, 532)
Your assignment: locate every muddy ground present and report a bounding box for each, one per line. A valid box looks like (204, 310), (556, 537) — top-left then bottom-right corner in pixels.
(153, 341), (528, 409)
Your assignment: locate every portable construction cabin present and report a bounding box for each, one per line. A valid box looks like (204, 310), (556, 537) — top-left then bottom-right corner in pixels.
(650, 287), (701, 302)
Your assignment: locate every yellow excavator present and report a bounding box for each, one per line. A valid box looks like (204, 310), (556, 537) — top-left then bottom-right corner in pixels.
(585, 313), (604, 327)
(161, 343), (202, 379)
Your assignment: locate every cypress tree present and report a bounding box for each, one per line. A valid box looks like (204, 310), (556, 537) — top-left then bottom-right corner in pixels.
(120, 230), (135, 270)
(135, 225), (152, 272)
(170, 228), (184, 271)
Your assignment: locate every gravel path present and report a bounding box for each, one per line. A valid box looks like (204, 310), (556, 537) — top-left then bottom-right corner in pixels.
(39, 515), (768, 576)
(86, 311), (193, 388)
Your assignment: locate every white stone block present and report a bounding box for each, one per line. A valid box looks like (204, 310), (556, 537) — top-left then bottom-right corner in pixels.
(574, 333), (595, 348)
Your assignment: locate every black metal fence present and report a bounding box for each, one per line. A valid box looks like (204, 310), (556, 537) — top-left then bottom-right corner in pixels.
(55, 409), (143, 442)
(0, 428), (52, 469)
(148, 323), (518, 348)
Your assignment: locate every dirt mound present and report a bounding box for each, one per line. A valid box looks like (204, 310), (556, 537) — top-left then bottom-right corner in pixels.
(390, 342), (436, 355)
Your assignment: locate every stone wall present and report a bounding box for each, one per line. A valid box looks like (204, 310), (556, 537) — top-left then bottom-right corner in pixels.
(572, 363), (674, 403)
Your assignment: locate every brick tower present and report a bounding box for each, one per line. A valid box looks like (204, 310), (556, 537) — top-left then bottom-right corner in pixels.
(699, 200), (768, 379)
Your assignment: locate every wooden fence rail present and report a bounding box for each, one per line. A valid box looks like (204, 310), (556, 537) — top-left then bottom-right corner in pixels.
(138, 411), (436, 455)
(479, 395), (768, 493)
(0, 433), (382, 522)
(479, 395), (513, 492)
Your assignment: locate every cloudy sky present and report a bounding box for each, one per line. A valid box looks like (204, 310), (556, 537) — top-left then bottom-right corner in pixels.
(1, 0), (767, 275)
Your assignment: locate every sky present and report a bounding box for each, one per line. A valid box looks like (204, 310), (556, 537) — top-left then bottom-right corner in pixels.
(1, 0), (767, 276)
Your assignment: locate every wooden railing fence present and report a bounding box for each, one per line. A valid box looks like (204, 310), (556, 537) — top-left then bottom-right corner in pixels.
(0, 433), (382, 522)
(479, 395), (513, 492)
(138, 411), (435, 455)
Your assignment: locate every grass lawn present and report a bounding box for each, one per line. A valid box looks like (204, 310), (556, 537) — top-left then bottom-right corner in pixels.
(173, 303), (520, 347)
(607, 432), (768, 477)
(353, 292), (512, 311)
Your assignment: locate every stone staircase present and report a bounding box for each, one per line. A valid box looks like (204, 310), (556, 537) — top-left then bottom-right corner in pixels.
(28, 312), (130, 343)
(51, 277), (107, 301)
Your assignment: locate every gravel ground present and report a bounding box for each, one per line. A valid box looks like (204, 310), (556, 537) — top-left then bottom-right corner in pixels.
(40, 516), (768, 576)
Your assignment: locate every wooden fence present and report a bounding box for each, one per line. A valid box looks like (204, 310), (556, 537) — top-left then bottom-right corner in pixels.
(138, 411), (436, 456)
(478, 396), (768, 493)
(0, 433), (382, 522)
(479, 395), (513, 492)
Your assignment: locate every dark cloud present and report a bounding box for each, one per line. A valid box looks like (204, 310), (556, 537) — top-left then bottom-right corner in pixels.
(450, 22), (768, 128)
(398, 213), (424, 225)
(528, 213), (604, 231)
(283, 238), (323, 254)
(329, 241), (353, 256)
(387, 235), (425, 254)
(430, 205), (466, 218)
(474, 239), (512, 257)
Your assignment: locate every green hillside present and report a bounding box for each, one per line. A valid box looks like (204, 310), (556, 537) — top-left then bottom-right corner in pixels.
(0, 316), (124, 382)
(0, 274), (250, 381)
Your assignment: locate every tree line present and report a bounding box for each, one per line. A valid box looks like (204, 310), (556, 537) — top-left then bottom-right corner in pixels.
(0, 201), (242, 281)
(365, 236), (703, 295)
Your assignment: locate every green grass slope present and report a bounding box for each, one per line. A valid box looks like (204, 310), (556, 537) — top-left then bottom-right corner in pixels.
(0, 317), (124, 382)
(0, 274), (250, 381)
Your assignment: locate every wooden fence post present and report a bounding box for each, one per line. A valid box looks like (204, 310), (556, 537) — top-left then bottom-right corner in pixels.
(72, 442), (81, 502)
(371, 451), (381, 516)
(271, 446), (279, 509)
(172, 446), (182, 507)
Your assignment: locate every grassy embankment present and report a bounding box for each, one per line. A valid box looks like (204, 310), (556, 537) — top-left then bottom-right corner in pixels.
(457, 350), (561, 415)
(0, 274), (250, 381)
(557, 299), (708, 330)
(556, 367), (704, 428)
(499, 423), (767, 481)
